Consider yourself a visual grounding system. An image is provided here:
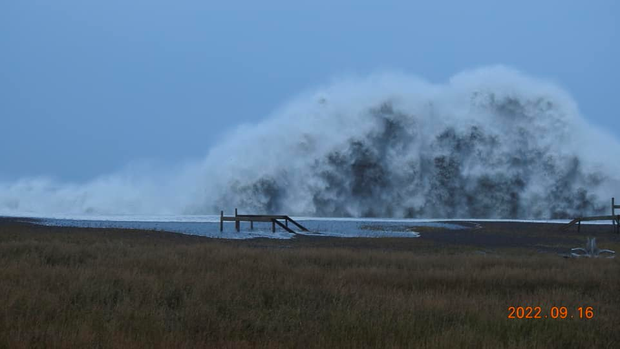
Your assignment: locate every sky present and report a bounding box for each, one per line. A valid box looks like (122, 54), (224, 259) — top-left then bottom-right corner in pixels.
(1, 0), (618, 182)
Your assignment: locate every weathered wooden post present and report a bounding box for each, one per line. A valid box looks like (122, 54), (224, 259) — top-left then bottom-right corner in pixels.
(285, 218), (288, 228)
(613, 198), (616, 233)
(220, 211), (223, 232)
(271, 219), (275, 233)
(250, 221), (253, 230)
(235, 208), (239, 232)
(613, 198), (616, 234)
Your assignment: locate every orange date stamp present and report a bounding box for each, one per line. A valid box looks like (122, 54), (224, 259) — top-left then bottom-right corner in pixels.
(507, 306), (594, 319)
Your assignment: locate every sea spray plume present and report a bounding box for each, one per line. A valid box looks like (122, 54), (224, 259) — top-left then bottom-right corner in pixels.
(1, 66), (619, 218)
(207, 67), (619, 218)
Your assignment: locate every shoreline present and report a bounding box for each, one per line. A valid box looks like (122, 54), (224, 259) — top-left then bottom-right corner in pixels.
(2, 216), (619, 254)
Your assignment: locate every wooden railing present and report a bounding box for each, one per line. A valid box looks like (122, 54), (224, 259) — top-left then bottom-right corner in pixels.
(219, 208), (309, 234)
(565, 198), (620, 233)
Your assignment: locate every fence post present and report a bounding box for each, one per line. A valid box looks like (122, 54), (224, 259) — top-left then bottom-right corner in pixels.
(272, 219), (275, 233)
(235, 208), (239, 232)
(220, 211), (223, 232)
(613, 198), (618, 234)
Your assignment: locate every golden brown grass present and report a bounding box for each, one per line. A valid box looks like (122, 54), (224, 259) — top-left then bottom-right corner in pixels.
(0, 223), (619, 348)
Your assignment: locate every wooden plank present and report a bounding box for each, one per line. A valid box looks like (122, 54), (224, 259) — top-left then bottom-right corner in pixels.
(236, 214), (289, 219)
(273, 219), (296, 234)
(566, 218), (580, 227)
(221, 216), (274, 223)
(574, 215), (617, 222)
(284, 216), (309, 231)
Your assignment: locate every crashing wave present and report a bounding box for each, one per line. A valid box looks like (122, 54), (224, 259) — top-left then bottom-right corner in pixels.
(1, 66), (619, 218)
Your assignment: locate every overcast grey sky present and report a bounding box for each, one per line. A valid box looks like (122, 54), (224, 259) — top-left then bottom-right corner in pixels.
(1, 0), (618, 182)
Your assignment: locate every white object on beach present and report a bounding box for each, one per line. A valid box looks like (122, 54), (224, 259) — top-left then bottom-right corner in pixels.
(571, 237), (615, 258)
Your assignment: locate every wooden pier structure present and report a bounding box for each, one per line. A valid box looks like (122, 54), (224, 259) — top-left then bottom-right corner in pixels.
(565, 198), (620, 233)
(220, 209), (309, 234)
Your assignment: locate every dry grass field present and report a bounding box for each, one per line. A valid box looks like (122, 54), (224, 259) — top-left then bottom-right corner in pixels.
(1, 219), (619, 348)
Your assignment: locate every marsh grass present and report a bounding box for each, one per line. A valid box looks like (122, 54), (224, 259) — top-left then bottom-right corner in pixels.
(1, 223), (619, 348)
